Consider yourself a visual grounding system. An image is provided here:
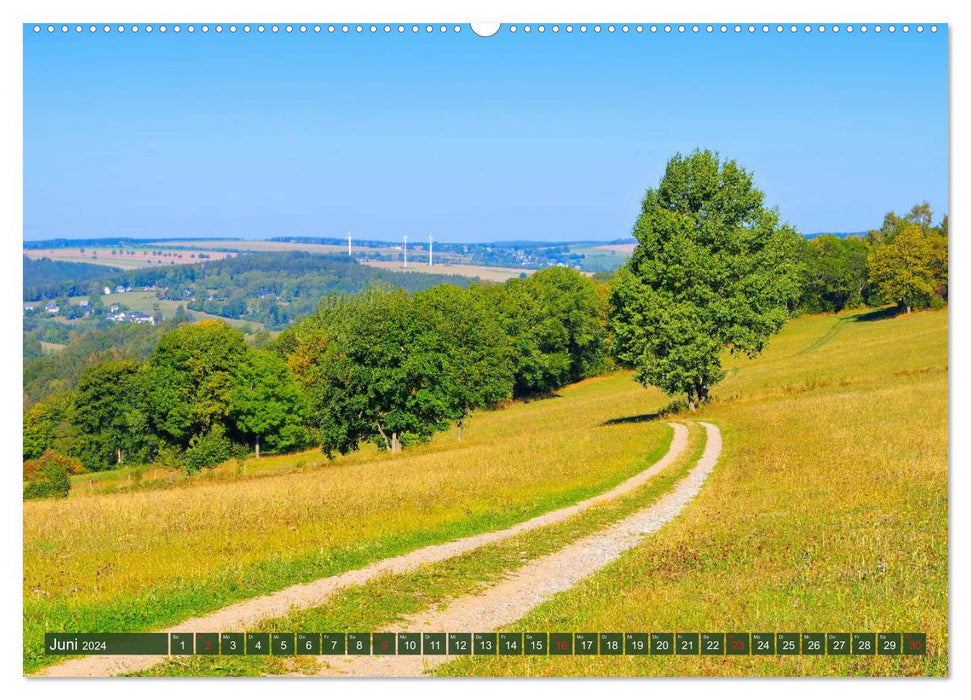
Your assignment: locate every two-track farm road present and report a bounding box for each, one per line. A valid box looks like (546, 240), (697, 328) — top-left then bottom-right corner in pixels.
(37, 423), (690, 677)
(315, 422), (721, 677)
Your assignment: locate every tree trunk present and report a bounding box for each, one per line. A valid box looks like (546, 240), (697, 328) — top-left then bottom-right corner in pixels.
(255, 436), (260, 459)
(457, 419), (463, 443)
(686, 387), (696, 412)
(376, 423), (392, 452)
(697, 379), (710, 405)
(117, 448), (123, 465)
(391, 432), (400, 453)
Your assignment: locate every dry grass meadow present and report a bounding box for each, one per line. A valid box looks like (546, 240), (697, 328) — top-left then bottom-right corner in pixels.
(443, 307), (948, 676)
(24, 370), (674, 672)
(23, 307), (948, 677)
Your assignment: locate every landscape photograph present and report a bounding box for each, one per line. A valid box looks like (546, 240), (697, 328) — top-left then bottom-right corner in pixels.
(20, 20), (948, 681)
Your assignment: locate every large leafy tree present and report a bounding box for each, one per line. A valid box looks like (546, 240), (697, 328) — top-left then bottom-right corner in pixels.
(867, 224), (944, 313)
(488, 267), (608, 397)
(230, 349), (311, 457)
(411, 285), (515, 440)
(142, 320), (249, 446)
(609, 150), (803, 409)
(292, 289), (455, 456)
(70, 360), (153, 470)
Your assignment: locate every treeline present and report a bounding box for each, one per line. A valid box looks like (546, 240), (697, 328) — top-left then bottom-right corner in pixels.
(795, 202), (948, 314)
(24, 322), (171, 406)
(23, 257), (122, 301)
(23, 267), (609, 486)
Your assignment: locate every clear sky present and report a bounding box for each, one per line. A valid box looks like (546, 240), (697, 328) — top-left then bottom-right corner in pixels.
(24, 24), (948, 243)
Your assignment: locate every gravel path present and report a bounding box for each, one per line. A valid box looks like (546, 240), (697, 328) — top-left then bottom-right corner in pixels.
(37, 423), (688, 677)
(316, 422), (721, 677)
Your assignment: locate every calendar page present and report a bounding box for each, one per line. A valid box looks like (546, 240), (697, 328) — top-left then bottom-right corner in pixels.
(18, 8), (949, 685)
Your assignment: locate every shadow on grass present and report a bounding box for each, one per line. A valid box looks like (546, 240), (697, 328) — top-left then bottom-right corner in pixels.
(601, 412), (664, 426)
(601, 398), (688, 427)
(519, 391), (563, 403)
(852, 306), (901, 322)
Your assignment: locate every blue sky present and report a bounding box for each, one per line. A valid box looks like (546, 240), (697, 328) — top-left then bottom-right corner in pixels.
(24, 24), (948, 242)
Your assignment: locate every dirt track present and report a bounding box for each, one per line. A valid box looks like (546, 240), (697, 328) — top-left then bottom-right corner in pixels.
(36, 423), (689, 678)
(315, 422), (721, 677)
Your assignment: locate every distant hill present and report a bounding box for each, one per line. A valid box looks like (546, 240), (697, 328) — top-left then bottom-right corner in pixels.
(23, 256), (122, 301)
(100, 252), (476, 330)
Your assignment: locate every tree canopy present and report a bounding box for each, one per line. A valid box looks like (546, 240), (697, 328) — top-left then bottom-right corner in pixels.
(71, 360), (153, 470)
(609, 149), (803, 409)
(868, 224), (948, 313)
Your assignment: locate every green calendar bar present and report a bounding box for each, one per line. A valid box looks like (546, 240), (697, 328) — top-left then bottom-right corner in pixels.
(44, 631), (927, 656)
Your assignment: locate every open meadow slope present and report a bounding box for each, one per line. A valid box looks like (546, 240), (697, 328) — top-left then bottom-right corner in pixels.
(23, 371), (675, 673)
(441, 307), (948, 677)
(24, 307), (948, 677)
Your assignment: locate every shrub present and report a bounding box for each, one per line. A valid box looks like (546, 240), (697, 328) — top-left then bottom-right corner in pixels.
(23, 450), (78, 500)
(183, 425), (236, 472)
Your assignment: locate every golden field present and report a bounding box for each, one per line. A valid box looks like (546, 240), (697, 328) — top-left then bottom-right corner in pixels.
(444, 308), (948, 676)
(24, 370), (674, 672)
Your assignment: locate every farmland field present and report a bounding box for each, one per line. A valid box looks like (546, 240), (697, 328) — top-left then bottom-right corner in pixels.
(24, 247), (236, 269)
(361, 260), (537, 282)
(569, 243), (634, 272)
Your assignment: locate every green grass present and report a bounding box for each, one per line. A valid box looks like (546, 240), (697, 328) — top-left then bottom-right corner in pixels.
(135, 423), (708, 676)
(441, 308), (947, 677)
(26, 308), (948, 677)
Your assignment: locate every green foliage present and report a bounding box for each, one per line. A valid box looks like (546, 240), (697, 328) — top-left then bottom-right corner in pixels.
(230, 349), (312, 455)
(794, 202), (948, 315)
(867, 224), (947, 313)
(799, 235), (871, 313)
(23, 322), (165, 406)
(183, 424), (238, 472)
(609, 149), (802, 407)
(23, 393), (75, 460)
(867, 201), (937, 245)
(70, 361), (154, 471)
(23, 450), (77, 500)
(410, 285), (516, 425)
(294, 289), (458, 456)
(488, 267), (609, 397)
(282, 270), (607, 456)
(143, 321), (249, 445)
(23, 256), (121, 301)
(23, 333), (44, 360)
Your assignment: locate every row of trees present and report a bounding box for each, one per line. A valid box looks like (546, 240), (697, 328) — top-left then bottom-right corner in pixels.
(24, 267), (609, 472)
(278, 268), (608, 455)
(797, 203), (948, 314)
(24, 321), (312, 472)
(23, 149), (947, 490)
